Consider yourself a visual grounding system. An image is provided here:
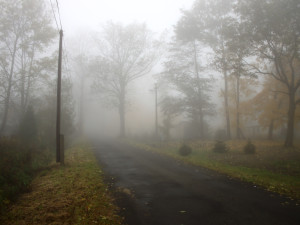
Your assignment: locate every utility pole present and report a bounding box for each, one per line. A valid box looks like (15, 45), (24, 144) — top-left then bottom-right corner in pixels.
(56, 29), (63, 163)
(155, 83), (158, 140)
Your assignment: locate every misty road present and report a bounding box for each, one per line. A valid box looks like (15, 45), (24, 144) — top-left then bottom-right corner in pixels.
(94, 141), (300, 225)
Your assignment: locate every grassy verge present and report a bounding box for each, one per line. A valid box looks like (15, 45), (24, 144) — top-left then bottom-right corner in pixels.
(127, 139), (300, 202)
(0, 143), (123, 225)
(0, 138), (53, 212)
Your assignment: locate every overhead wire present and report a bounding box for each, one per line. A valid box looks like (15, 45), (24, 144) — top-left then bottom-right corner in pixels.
(55, 0), (63, 30)
(49, 0), (72, 79)
(49, 0), (60, 32)
(55, 0), (72, 78)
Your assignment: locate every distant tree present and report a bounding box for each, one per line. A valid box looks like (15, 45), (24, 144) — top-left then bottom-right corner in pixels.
(225, 8), (255, 139)
(251, 76), (291, 140)
(239, 0), (300, 147)
(34, 54), (74, 148)
(18, 105), (37, 143)
(16, 1), (55, 114)
(160, 39), (214, 139)
(226, 74), (258, 139)
(73, 54), (90, 135)
(175, 0), (235, 139)
(0, 0), (55, 135)
(68, 32), (93, 136)
(159, 96), (183, 141)
(92, 22), (159, 137)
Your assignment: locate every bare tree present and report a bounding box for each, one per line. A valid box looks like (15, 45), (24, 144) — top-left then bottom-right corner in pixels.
(0, 0), (55, 134)
(92, 22), (160, 137)
(73, 54), (90, 135)
(160, 39), (215, 139)
(176, 0), (234, 139)
(68, 31), (93, 135)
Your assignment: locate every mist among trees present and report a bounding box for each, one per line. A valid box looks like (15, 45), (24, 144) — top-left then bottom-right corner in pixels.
(0, 0), (299, 146)
(0, 0), (300, 222)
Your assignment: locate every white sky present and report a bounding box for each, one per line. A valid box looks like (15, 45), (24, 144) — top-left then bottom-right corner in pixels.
(58, 0), (194, 35)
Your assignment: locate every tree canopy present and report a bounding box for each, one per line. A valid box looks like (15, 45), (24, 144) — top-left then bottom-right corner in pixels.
(92, 22), (160, 137)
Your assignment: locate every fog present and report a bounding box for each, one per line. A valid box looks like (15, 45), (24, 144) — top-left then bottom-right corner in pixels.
(0, 0), (299, 144)
(62, 0), (198, 139)
(60, 0), (194, 34)
(1, 1), (300, 224)
(61, 0), (299, 143)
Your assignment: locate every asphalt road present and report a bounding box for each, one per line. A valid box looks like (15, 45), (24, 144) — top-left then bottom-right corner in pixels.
(93, 140), (300, 225)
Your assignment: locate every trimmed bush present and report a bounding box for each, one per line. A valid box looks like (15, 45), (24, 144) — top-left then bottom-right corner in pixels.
(179, 144), (192, 156)
(244, 140), (256, 154)
(213, 140), (228, 153)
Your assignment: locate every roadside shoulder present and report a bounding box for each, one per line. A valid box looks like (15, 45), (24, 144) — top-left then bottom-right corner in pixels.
(0, 143), (123, 225)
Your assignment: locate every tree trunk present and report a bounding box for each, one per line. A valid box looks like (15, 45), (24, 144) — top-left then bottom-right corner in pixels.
(199, 110), (204, 139)
(268, 120), (274, 140)
(0, 38), (18, 135)
(221, 42), (231, 139)
(119, 90), (126, 138)
(236, 74), (240, 139)
(78, 76), (85, 135)
(20, 48), (26, 114)
(193, 40), (205, 139)
(24, 46), (35, 111)
(0, 97), (10, 135)
(21, 70), (26, 113)
(25, 71), (32, 109)
(284, 92), (295, 147)
(224, 68), (231, 139)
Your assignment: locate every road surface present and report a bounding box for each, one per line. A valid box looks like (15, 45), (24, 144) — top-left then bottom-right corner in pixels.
(93, 141), (300, 225)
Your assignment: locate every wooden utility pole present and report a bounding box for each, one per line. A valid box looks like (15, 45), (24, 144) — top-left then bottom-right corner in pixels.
(56, 30), (63, 163)
(155, 83), (158, 139)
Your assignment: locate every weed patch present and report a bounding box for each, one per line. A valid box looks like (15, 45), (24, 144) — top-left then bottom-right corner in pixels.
(0, 143), (123, 225)
(0, 138), (52, 212)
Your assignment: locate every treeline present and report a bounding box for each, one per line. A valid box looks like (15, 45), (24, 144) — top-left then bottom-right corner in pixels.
(0, 0), (74, 141)
(0, 0), (74, 211)
(69, 0), (300, 146)
(157, 0), (300, 147)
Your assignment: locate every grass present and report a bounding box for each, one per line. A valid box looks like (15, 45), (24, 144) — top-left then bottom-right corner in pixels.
(0, 138), (53, 212)
(0, 143), (123, 225)
(127, 139), (300, 202)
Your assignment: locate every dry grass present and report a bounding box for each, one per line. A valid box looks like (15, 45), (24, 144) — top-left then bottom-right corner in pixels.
(189, 140), (300, 175)
(0, 143), (123, 225)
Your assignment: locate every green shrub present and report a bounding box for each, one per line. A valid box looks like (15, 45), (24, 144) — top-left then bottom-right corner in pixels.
(244, 140), (256, 154)
(179, 144), (192, 156)
(0, 138), (52, 213)
(213, 140), (228, 153)
(18, 105), (37, 143)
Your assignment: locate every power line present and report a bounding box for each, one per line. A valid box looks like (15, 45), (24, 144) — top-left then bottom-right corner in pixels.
(49, 0), (72, 79)
(55, 0), (63, 30)
(55, 0), (71, 78)
(49, 0), (59, 32)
